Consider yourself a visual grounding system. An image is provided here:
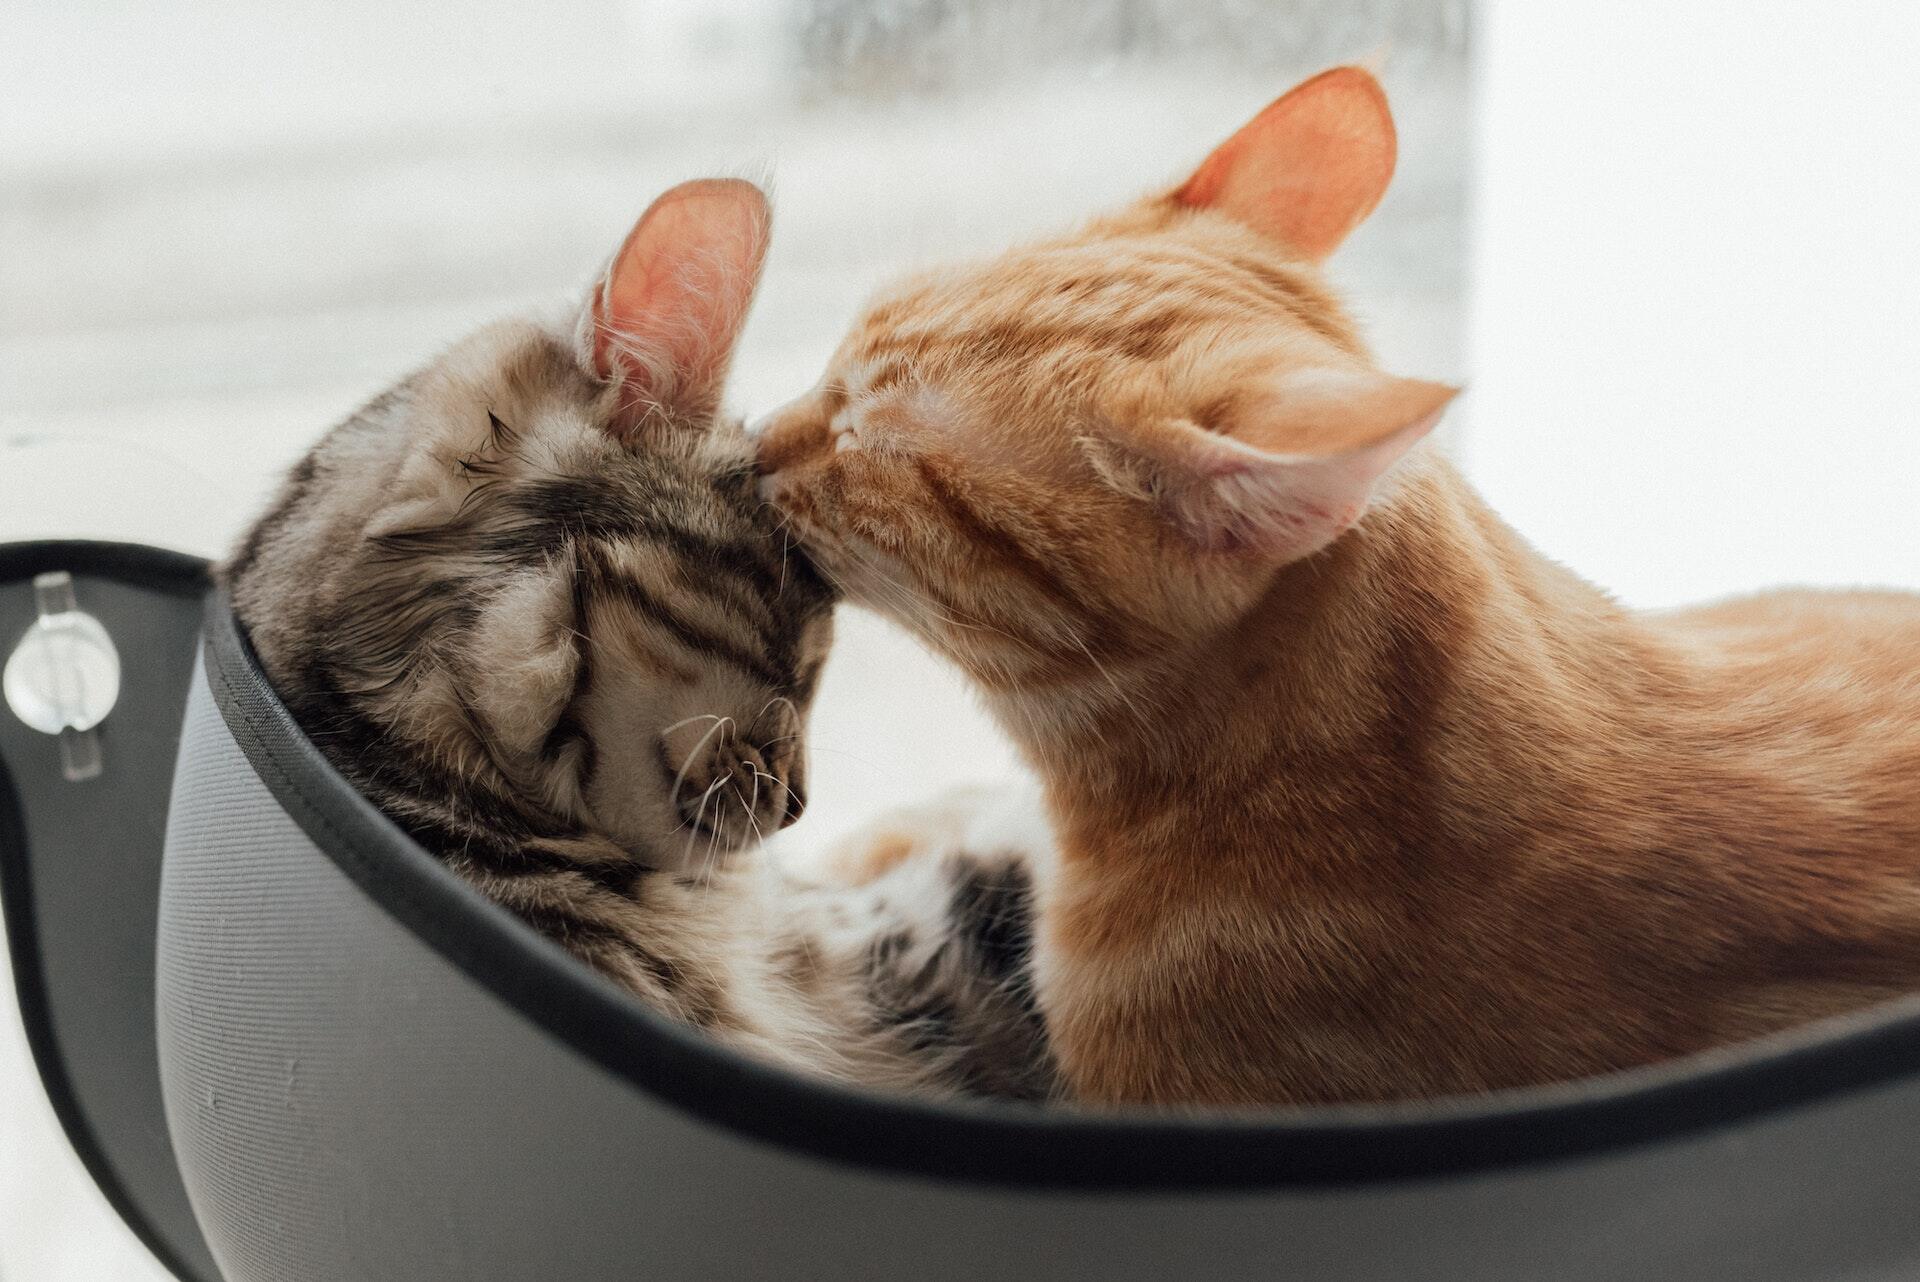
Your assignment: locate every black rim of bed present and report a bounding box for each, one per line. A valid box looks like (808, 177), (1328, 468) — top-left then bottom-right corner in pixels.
(188, 576), (1920, 1192)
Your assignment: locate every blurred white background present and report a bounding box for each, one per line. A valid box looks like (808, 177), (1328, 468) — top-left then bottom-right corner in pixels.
(1468, 3), (1920, 606)
(3, 1), (1918, 1278)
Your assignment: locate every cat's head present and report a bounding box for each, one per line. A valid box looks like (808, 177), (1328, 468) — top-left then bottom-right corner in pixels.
(228, 179), (834, 874)
(756, 69), (1454, 700)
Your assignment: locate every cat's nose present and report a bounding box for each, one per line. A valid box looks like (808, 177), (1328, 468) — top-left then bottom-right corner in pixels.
(751, 400), (831, 476)
(671, 735), (790, 855)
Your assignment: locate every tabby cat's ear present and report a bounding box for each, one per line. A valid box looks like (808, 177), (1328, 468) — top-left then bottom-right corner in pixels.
(1085, 371), (1454, 560)
(1174, 66), (1396, 261)
(590, 177), (771, 435)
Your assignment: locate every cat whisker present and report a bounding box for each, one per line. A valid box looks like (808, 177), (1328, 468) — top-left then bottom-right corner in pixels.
(752, 693), (803, 743)
(676, 774), (730, 835)
(662, 712), (727, 736)
(759, 503), (798, 596)
(679, 775), (731, 870)
(749, 765), (801, 826)
(738, 775), (767, 849)
(829, 527), (1148, 722)
(698, 794), (731, 888)
(828, 543), (978, 633)
(831, 540), (1030, 653)
(749, 763), (792, 798)
(667, 715), (735, 818)
(754, 731), (901, 775)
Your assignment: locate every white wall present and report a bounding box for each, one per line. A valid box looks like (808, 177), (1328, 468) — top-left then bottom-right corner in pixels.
(1467, 3), (1920, 605)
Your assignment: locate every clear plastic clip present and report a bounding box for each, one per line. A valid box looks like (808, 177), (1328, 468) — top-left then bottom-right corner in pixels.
(3, 572), (121, 782)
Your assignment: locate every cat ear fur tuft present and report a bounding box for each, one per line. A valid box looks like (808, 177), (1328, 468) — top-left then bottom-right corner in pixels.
(1174, 66), (1397, 261)
(589, 178), (771, 438)
(1085, 374), (1455, 560)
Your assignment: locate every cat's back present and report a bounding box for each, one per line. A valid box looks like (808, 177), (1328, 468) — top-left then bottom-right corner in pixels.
(1650, 585), (1920, 826)
(1662, 585), (1920, 692)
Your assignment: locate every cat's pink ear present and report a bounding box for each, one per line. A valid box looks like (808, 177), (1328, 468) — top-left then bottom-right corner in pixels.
(1087, 371), (1454, 560)
(590, 178), (770, 433)
(1174, 67), (1396, 261)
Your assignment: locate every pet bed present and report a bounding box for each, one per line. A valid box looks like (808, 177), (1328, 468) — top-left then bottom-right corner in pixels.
(5, 540), (1920, 1282)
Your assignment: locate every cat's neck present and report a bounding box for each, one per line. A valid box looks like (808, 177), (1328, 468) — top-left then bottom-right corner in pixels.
(993, 458), (1663, 862)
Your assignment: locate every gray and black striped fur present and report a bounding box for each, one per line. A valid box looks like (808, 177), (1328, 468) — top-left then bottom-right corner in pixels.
(221, 190), (1051, 1099)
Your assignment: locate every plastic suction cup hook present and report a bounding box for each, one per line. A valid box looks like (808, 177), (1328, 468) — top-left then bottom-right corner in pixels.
(4, 571), (119, 781)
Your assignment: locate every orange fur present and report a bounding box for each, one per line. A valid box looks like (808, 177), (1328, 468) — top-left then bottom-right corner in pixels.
(757, 69), (1920, 1107)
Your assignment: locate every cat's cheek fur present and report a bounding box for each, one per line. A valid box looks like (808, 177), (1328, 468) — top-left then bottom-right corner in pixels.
(760, 464), (872, 593)
(465, 567), (582, 765)
(577, 675), (699, 866)
(768, 503), (940, 649)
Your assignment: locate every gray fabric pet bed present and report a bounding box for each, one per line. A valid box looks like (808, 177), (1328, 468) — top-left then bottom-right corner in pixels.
(5, 539), (1920, 1282)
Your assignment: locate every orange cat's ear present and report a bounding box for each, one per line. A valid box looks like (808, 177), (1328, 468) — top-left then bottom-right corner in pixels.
(1086, 372), (1454, 560)
(589, 178), (770, 435)
(1174, 67), (1396, 261)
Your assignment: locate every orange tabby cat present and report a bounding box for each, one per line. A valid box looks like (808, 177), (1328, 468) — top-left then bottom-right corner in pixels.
(757, 68), (1920, 1107)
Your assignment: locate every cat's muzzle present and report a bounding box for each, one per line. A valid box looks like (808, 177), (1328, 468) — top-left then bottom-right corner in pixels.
(670, 722), (806, 862)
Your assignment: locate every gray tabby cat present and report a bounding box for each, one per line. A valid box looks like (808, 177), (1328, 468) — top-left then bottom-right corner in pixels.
(221, 179), (1050, 1099)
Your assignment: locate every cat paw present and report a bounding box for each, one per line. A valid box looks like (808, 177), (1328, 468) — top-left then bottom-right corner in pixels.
(815, 785), (1009, 886)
